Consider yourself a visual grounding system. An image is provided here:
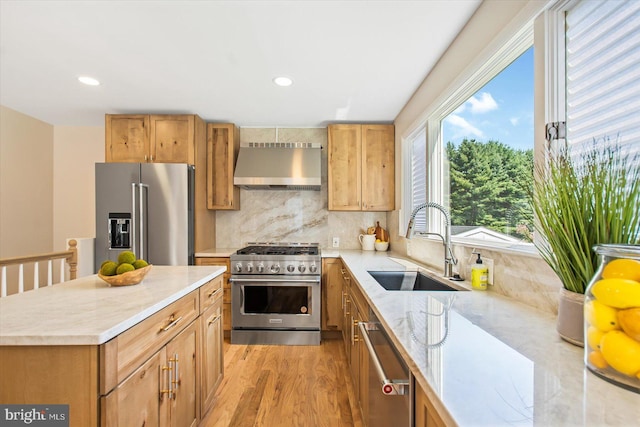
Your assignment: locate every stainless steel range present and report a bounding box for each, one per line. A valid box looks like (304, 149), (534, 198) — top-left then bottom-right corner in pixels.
(229, 243), (321, 345)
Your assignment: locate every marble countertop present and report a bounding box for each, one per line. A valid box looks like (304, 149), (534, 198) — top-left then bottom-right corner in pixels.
(0, 265), (225, 346)
(338, 250), (640, 426)
(195, 248), (238, 257)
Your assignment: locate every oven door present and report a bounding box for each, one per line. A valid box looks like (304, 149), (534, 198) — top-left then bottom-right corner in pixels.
(230, 275), (321, 330)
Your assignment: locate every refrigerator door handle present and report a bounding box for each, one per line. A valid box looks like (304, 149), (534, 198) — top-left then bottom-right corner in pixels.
(140, 183), (149, 261)
(131, 182), (138, 256)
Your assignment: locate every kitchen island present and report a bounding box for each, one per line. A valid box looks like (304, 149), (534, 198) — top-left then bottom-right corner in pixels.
(337, 250), (640, 426)
(0, 265), (225, 427)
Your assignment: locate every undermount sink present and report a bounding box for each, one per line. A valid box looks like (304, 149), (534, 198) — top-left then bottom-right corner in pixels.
(367, 270), (463, 291)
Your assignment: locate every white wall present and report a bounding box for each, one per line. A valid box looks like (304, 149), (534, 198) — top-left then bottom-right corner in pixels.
(0, 105), (54, 257)
(53, 126), (104, 250)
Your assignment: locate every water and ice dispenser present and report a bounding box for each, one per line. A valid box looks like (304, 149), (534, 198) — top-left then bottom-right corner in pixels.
(108, 213), (131, 249)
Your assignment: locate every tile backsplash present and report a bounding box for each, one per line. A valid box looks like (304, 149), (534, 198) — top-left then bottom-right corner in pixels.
(215, 127), (387, 249)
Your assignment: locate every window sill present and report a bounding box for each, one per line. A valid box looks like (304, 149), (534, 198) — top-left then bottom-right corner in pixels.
(413, 234), (541, 258)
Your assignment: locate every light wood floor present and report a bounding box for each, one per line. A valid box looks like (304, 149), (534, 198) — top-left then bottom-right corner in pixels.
(200, 337), (363, 427)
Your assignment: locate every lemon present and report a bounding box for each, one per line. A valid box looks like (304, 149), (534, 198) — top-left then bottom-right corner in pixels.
(588, 350), (608, 369)
(585, 299), (620, 331)
(116, 263), (135, 275)
(586, 326), (605, 350)
(602, 259), (640, 281)
(133, 259), (149, 269)
(600, 330), (640, 377)
(117, 251), (136, 265)
(618, 307), (640, 342)
(100, 261), (118, 276)
(591, 278), (640, 309)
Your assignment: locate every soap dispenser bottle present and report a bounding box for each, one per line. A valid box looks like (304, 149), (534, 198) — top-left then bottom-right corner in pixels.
(471, 252), (489, 290)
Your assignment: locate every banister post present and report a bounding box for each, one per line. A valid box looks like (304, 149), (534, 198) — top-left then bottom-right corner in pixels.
(68, 239), (78, 281)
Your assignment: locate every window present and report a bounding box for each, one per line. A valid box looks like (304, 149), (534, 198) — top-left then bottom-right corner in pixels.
(405, 27), (535, 248)
(563, 0), (640, 162)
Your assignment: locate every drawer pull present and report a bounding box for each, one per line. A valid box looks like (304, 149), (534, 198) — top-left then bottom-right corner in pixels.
(208, 315), (221, 326)
(207, 288), (222, 298)
(160, 315), (183, 332)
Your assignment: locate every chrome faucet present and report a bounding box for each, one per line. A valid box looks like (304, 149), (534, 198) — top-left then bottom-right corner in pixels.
(405, 202), (458, 278)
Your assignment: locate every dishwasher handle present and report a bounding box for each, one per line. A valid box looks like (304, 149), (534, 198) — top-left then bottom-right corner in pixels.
(359, 321), (410, 396)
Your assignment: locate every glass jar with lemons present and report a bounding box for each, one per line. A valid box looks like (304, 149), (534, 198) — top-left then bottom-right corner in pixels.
(584, 244), (640, 393)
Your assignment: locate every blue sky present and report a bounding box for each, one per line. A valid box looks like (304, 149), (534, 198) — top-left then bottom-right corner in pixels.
(443, 47), (534, 151)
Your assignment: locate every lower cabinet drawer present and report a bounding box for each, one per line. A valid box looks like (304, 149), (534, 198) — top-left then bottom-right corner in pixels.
(100, 290), (198, 394)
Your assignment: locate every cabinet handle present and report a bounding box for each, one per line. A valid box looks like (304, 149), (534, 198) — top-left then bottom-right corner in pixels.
(208, 288), (222, 299)
(351, 318), (359, 345)
(144, 154), (148, 161)
(160, 315), (183, 332)
(160, 364), (173, 400)
(170, 353), (179, 397)
(208, 314), (221, 326)
(150, 155), (154, 162)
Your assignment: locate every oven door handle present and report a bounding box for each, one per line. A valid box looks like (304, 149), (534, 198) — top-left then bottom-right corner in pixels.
(359, 322), (410, 396)
(229, 277), (320, 283)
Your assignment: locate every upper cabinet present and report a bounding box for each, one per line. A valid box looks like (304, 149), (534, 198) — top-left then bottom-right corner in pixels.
(207, 123), (240, 210)
(328, 124), (395, 211)
(105, 114), (201, 164)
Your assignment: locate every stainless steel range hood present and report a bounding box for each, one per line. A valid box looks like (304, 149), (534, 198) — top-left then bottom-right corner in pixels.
(233, 142), (322, 190)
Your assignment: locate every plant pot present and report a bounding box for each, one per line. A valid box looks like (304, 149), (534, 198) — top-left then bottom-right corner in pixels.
(557, 287), (585, 347)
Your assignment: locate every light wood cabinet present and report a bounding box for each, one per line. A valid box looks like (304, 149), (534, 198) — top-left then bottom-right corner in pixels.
(104, 113), (214, 253)
(328, 124), (395, 211)
(0, 276), (225, 427)
(321, 258), (344, 331)
(207, 123), (240, 210)
(106, 114), (201, 164)
(196, 257), (232, 334)
(414, 381), (447, 427)
(340, 265), (370, 422)
(199, 277), (224, 416)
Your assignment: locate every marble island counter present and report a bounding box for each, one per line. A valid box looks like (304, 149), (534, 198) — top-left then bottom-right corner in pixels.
(0, 265), (225, 345)
(338, 250), (640, 426)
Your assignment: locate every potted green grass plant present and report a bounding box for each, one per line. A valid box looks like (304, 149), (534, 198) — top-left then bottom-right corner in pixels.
(533, 139), (640, 346)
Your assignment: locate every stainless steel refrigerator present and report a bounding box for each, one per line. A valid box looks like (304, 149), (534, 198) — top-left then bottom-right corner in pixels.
(94, 162), (194, 272)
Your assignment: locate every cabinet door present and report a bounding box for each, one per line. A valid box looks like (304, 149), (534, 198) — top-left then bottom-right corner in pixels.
(150, 115), (195, 164)
(350, 302), (360, 401)
(195, 257), (232, 333)
(101, 350), (164, 427)
(321, 258), (344, 330)
(361, 124), (395, 211)
(207, 123), (240, 210)
(200, 299), (223, 415)
(414, 382), (447, 427)
(166, 321), (198, 427)
(341, 271), (351, 360)
(105, 114), (150, 162)
(358, 305), (370, 420)
(328, 124), (362, 210)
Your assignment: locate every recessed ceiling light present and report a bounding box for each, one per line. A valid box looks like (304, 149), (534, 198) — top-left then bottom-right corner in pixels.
(78, 76), (100, 86)
(273, 76), (293, 87)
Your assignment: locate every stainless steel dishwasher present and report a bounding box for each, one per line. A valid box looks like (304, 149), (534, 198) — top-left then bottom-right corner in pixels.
(359, 310), (412, 427)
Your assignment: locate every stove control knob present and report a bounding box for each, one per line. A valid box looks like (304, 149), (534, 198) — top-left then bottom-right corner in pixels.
(309, 263), (318, 273)
(257, 263), (265, 273)
(235, 262), (242, 273)
(246, 263), (254, 273)
(270, 264), (281, 273)
(298, 264), (306, 273)
(287, 265), (295, 273)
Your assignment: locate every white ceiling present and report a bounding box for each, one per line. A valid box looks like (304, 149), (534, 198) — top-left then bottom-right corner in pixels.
(0, 0), (481, 127)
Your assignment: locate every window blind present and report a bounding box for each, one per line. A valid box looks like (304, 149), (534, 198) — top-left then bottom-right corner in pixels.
(410, 128), (427, 232)
(566, 0), (640, 162)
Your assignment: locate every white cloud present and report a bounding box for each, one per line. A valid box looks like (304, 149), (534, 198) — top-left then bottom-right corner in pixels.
(510, 117), (519, 126)
(445, 114), (484, 138)
(467, 92), (498, 114)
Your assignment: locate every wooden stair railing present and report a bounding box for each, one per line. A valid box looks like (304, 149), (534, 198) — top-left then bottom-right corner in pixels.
(0, 239), (78, 297)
